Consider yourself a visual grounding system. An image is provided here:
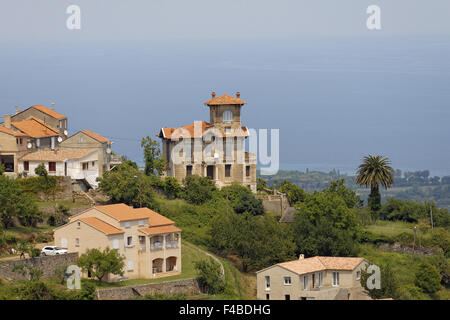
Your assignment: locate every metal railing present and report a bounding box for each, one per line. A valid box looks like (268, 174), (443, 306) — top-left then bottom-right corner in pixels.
(150, 242), (163, 251)
(166, 241), (179, 249)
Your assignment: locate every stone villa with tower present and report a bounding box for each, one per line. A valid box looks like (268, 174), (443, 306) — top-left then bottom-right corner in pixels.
(157, 92), (257, 192)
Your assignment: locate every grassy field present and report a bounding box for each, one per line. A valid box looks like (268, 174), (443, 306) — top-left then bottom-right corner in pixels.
(360, 219), (449, 300)
(88, 241), (205, 288)
(365, 220), (415, 237)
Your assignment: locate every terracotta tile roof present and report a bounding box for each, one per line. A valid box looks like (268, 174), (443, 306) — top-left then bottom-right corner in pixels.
(158, 121), (249, 139)
(134, 207), (175, 226)
(81, 130), (111, 144)
(0, 126), (28, 137)
(80, 217), (124, 235)
(31, 105), (66, 120)
(12, 117), (59, 138)
(276, 256), (365, 275)
(138, 225), (181, 236)
(204, 94), (246, 105)
(94, 203), (155, 222)
(19, 148), (97, 162)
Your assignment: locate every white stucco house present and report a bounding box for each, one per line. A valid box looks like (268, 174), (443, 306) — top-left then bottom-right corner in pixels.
(18, 148), (100, 188)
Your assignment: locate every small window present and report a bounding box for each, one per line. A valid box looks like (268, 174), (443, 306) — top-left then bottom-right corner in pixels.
(138, 220), (145, 226)
(36, 138), (40, 147)
(127, 236), (133, 246)
(356, 271), (361, 280)
(48, 162), (56, 172)
(23, 161), (29, 171)
(222, 110), (233, 124)
(82, 162), (89, 171)
(266, 294), (270, 300)
(79, 136), (83, 143)
(303, 275), (308, 290)
(75, 238), (80, 247)
(265, 276), (270, 290)
(91, 161), (95, 167)
(225, 164), (231, 177)
(127, 260), (134, 271)
(125, 221), (131, 228)
(20, 138), (22, 144)
(77, 221), (81, 229)
(186, 165), (192, 176)
(113, 239), (119, 249)
(285, 294), (290, 300)
(246, 165), (250, 177)
(16, 138), (19, 144)
(332, 272), (340, 286)
(284, 276), (291, 285)
(318, 272), (323, 287)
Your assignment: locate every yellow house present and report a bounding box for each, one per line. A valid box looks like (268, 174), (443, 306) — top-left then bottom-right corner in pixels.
(157, 92), (257, 192)
(256, 255), (370, 300)
(53, 203), (182, 282)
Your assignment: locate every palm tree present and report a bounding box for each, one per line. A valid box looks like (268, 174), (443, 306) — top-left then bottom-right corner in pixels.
(356, 155), (394, 216)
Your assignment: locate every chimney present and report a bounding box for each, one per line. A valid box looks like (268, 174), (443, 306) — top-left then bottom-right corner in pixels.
(211, 91), (216, 98)
(15, 105), (20, 114)
(4, 115), (11, 129)
(299, 254), (305, 260)
(51, 102), (55, 111)
(236, 91), (240, 98)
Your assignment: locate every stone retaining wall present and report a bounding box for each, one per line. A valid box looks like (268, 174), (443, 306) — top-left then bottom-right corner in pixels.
(96, 278), (201, 300)
(0, 253), (78, 280)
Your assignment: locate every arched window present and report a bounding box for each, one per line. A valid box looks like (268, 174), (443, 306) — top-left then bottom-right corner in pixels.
(223, 110), (233, 124)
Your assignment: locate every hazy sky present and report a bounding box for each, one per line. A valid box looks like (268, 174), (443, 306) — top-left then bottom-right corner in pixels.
(1, 1), (450, 175)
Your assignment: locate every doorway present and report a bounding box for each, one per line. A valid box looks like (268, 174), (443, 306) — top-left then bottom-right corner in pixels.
(206, 165), (214, 179)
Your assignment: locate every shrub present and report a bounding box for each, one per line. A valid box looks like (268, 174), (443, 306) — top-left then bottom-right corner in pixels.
(194, 258), (225, 294)
(393, 232), (414, 246)
(17, 281), (54, 300)
(31, 248), (41, 258)
(359, 230), (393, 245)
(163, 176), (183, 199)
(360, 263), (400, 299)
(76, 280), (97, 300)
(183, 175), (217, 205)
(221, 184), (264, 215)
(414, 262), (442, 294)
(78, 247), (125, 283)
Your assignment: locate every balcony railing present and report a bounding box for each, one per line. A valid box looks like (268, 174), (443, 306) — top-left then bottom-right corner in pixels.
(166, 241), (179, 249)
(151, 242), (163, 251)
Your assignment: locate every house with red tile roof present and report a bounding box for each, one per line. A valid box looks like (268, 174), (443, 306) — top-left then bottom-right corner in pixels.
(0, 124), (29, 173)
(256, 255), (370, 300)
(53, 203), (182, 281)
(60, 130), (115, 176)
(1, 104), (69, 173)
(10, 104), (68, 138)
(18, 148), (101, 188)
(157, 92), (256, 192)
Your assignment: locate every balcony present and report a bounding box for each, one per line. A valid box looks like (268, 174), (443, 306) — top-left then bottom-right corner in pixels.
(245, 152), (256, 164)
(166, 241), (179, 249)
(150, 242), (163, 251)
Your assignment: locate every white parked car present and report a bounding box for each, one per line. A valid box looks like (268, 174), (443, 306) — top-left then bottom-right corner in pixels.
(41, 246), (68, 256)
